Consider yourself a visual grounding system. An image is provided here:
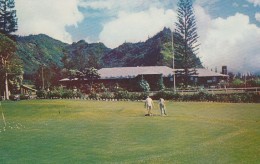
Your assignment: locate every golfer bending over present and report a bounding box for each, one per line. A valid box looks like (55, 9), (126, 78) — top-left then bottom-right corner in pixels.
(145, 96), (154, 116)
(159, 98), (167, 116)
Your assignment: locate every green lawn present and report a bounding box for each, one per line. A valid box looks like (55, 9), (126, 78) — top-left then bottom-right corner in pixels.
(0, 100), (259, 163)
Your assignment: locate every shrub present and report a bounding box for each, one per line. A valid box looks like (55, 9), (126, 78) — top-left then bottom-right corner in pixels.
(153, 91), (169, 100)
(152, 91), (260, 103)
(36, 90), (47, 99)
(100, 92), (114, 99)
(157, 76), (165, 91)
(9, 94), (20, 101)
(172, 93), (182, 101)
(74, 91), (83, 98)
(93, 83), (107, 93)
(129, 92), (140, 101)
(230, 79), (244, 88)
(252, 93), (260, 103)
(197, 92), (209, 101)
(48, 90), (62, 99)
(153, 91), (181, 101)
(88, 92), (99, 100)
(20, 94), (30, 100)
(128, 92), (149, 100)
(206, 94), (215, 102)
(229, 94), (241, 103)
(139, 92), (149, 100)
(255, 78), (260, 87)
(61, 89), (74, 99)
(36, 87), (83, 99)
(114, 90), (130, 100)
(138, 79), (150, 92)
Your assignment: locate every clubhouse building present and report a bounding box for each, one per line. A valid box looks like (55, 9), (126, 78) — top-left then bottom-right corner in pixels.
(60, 66), (228, 91)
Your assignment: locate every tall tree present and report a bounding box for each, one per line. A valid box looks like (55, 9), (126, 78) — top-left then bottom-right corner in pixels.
(174, 0), (202, 87)
(0, 0), (18, 35)
(0, 33), (23, 100)
(0, 0), (19, 100)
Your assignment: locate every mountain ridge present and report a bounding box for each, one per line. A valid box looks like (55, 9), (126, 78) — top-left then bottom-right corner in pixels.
(15, 27), (202, 77)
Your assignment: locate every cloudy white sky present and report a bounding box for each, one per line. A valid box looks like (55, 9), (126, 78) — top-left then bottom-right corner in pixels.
(15, 0), (260, 73)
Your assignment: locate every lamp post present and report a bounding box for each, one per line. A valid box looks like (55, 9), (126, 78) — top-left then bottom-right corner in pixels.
(171, 30), (176, 93)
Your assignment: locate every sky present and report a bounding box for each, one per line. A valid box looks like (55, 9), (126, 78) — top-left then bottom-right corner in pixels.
(15, 0), (260, 74)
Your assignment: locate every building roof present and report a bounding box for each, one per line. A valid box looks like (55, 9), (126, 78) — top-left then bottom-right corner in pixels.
(20, 85), (38, 92)
(98, 66), (174, 79)
(59, 66), (228, 82)
(190, 68), (228, 77)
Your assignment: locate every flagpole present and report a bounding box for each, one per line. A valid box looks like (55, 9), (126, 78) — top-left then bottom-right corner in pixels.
(172, 30), (176, 93)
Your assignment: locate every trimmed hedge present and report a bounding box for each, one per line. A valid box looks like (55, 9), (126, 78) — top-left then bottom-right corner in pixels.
(90, 91), (149, 101)
(36, 88), (83, 99)
(35, 87), (260, 103)
(88, 92), (99, 100)
(152, 91), (260, 103)
(100, 92), (114, 100)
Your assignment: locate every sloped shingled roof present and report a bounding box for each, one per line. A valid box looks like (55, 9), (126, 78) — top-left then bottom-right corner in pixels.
(20, 85), (38, 92)
(98, 66), (174, 79)
(190, 68), (228, 77)
(59, 66), (228, 82)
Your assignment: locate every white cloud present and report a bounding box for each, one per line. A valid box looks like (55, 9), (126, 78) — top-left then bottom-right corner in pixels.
(16, 0), (84, 43)
(98, 3), (260, 73)
(79, 0), (114, 10)
(247, 0), (260, 6)
(15, 0), (259, 73)
(195, 7), (260, 73)
(84, 36), (95, 44)
(194, 5), (212, 42)
(99, 7), (176, 48)
(195, 0), (219, 6)
(232, 2), (239, 7)
(79, 0), (167, 11)
(256, 13), (260, 22)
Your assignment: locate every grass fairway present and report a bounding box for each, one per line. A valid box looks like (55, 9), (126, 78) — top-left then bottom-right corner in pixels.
(0, 100), (259, 163)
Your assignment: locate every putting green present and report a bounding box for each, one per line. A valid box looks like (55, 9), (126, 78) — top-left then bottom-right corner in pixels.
(0, 100), (259, 163)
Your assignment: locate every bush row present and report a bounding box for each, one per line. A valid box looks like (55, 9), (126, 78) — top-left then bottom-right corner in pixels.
(89, 91), (149, 101)
(36, 88), (83, 99)
(80, 91), (260, 103)
(9, 94), (30, 101)
(35, 88), (260, 103)
(152, 91), (260, 103)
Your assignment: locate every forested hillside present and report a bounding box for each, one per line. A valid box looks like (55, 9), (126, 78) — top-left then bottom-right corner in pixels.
(16, 28), (202, 77)
(16, 34), (67, 74)
(62, 40), (110, 70)
(102, 27), (174, 67)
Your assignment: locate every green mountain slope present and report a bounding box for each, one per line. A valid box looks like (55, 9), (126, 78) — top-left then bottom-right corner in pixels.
(16, 34), (67, 74)
(15, 28), (202, 77)
(102, 27), (173, 67)
(63, 40), (111, 70)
